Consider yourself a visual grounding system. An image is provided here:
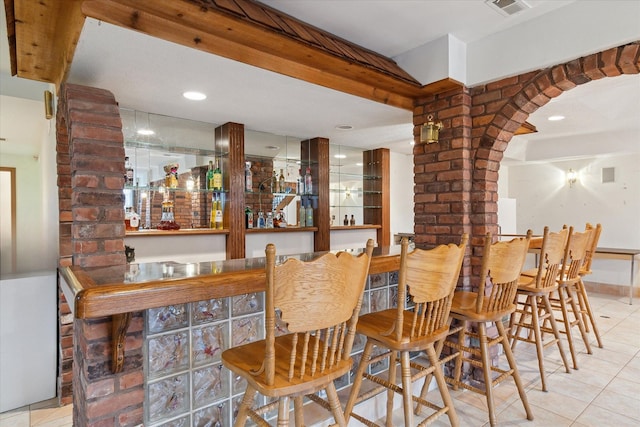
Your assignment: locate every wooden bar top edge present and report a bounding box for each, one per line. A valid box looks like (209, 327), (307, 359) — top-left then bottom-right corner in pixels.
(63, 248), (401, 319)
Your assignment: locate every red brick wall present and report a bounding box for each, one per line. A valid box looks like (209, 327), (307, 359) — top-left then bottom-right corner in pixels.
(57, 83), (143, 425)
(413, 41), (639, 290)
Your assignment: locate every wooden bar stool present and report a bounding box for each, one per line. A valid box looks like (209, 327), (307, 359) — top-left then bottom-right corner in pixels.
(509, 227), (571, 392)
(344, 235), (468, 427)
(548, 226), (593, 368)
(576, 223), (603, 348)
(442, 231), (534, 426)
(221, 239), (374, 426)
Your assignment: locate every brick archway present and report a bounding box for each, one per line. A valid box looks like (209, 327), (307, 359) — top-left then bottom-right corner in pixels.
(413, 41), (639, 288)
(470, 42), (640, 241)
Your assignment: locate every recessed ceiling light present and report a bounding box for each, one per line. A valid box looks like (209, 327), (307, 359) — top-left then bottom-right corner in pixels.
(137, 129), (155, 136)
(183, 91), (207, 101)
(335, 124), (353, 130)
(334, 154), (346, 159)
(548, 115), (565, 121)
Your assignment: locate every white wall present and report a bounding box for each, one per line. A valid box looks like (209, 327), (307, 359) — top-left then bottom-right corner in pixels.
(389, 151), (415, 243)
(504, 153), (640, 287)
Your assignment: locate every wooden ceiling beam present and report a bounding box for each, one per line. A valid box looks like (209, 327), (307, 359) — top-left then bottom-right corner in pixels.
(9, 0), (85, 88)
(80, 0), (461, 111)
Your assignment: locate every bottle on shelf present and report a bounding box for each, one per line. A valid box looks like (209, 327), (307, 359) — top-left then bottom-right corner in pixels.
(158, 200), (180, 230)
(245, 206), (253, 229)
(305, 202), (314, 227)
(271, 171), (278, 193)
(266, 211), (274, 229)
(245, 162), (252, 192)
(257, 211), (265, 229)
(209, 195), (216, 229)
(278, 169), (285, 193)
(124, 207), (139, 231)
(297, 169), (304, 195)
(212, 158), (223, 191)
(214, 195), (224, 230)
(206, 160), (214, 190)
(124, 156), (134, 186)
(304, 167), (313, 194)
(350, 214), (356, 226)
(344, 214), (349, 226)
(299, 202), (306, 227)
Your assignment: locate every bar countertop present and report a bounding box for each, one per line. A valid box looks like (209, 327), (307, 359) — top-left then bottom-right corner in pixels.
(60, 245), (403, 319)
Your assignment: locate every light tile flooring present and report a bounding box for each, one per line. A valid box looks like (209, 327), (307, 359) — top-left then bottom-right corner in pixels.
(1, 292), (638, 427)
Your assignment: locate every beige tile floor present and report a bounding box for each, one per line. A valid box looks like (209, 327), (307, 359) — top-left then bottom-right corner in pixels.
(1, 292), (638, 427)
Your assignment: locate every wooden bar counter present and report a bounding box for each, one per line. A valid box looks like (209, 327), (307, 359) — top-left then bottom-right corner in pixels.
(60, 245), (402, 319)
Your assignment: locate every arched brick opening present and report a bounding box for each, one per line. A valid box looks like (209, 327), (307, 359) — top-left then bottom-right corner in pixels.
(470, 42), (640, 255)
(414, 41), (639, 289)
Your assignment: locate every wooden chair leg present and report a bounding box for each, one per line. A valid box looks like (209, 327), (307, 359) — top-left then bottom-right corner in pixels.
(234, 386), (256, 427)
(277, 396), (290, 427)
(578, 278), (603, 348)
(497, 321), (534, 421)
(452, 321), (467, 390)
(528, 295), (550, 391)
(414, 333), (448, 415)
(541, 294), (571, 375)
(398, 350), (415, 427)
(478, 322), (498, 427)
(386, 350), (398, 427)
(426, 344), (459, 427)
(325, 382), (347, 427)
(293, 396), (304, 427)
(568, 284), (593, 355)
(557, 286), (579, 369)
(344, 340), (374, 424)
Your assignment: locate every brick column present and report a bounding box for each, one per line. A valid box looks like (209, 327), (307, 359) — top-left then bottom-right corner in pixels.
(413, 87), (473, 289)
(57, 83), (143, 426)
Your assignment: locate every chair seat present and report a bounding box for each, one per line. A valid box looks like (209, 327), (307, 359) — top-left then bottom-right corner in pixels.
(222, 333), (352, 398)
(516, 274), (559, 294)
(520, 268), (538, 277)
(449, 291), (515, 322)
(356, 308), (450, 351)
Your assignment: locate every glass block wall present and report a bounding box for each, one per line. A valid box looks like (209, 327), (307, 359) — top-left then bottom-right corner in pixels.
(143, 271), (398, 426)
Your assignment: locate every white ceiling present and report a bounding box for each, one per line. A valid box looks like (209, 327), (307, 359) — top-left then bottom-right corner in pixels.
(1, 0), (639, 159)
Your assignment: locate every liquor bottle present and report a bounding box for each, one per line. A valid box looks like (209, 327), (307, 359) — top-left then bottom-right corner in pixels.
(245, 206), (253, 229)
(299, 202), (306, 227)
(266, 211), (274, 228)
(297, 169), (304, 195)
(212, 158), (223, 191)
(304, 167), (312, 194)
(350, 214), (356, 226)
(206, 160), (214, 190)
(209, 194), (217, 229)
(343, 215), (349, 226)
(278, 169), (285, 193)
(124, 156), (134, 186)
(257, 211), (265, 228)
(214, 195), (224, 230)
(305, 202), (314, 227)
(124, 207), (140, 231)
(245, 162), (252, 192)
(271, 171), (278, 193)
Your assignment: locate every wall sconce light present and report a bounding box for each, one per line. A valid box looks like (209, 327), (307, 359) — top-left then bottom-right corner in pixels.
(567, 169), (578, 188)
(44, 90), (53, 120)
(420, 115), (443, 144)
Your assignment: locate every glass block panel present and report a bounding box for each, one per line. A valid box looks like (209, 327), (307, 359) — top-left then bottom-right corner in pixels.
(369, 345), (389, 375)
(148, 331), (189, 378)
(274, 309), (290, 336)
(389, 270), (399, 285)
(148, 305), (189, 333)
(192, 364), (229, 409)
(389, 285), (398, 309)
(352, 331), (366, 353)
(370, 288), (388, 312)
(232, 372), (247, 396)
(369, 272), (388, 289)
(359, 292), (370, 316)
(232, 394), (261, 427)
(147, 373), (190, 424)
(231, 293), (263, 316)
(192, 298), (229, 325)
(193, 402), (228, 427)
(231, 315), (264, 347)
(154, 415), (190, 427)
(192, 323), (228, 367)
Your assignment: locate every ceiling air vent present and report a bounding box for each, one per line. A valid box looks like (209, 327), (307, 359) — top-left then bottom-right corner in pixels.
(486, 0), (531, 16)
